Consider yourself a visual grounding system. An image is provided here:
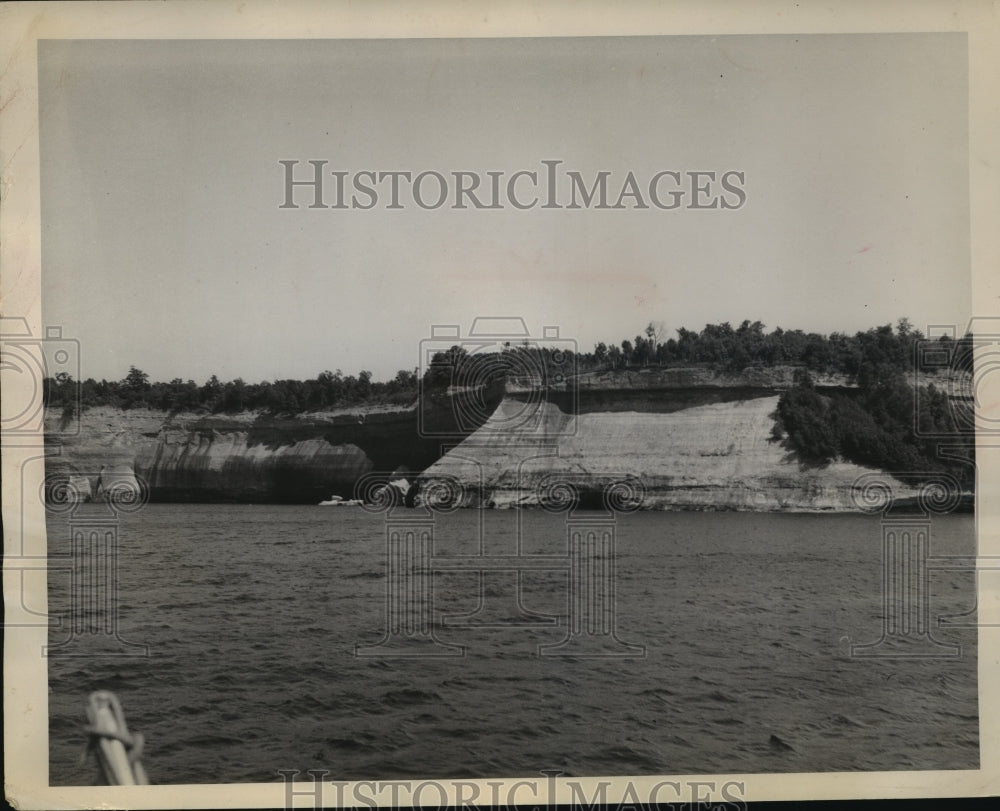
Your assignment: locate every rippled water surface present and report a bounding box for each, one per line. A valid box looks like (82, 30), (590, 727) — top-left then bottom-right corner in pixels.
(48, 506), (978, 784)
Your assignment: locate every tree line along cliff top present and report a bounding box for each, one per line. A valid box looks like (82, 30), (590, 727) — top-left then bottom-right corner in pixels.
(42, 318), (973, 418)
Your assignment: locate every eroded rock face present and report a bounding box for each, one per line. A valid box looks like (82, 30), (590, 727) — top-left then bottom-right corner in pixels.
(44, 368), (953, 509)
(43, 408), (159, 503)
(135, 431), (375, 503)
(516, 365), (854, 393)
(414, 394), (918, 512)
(43, 405), (448, 503)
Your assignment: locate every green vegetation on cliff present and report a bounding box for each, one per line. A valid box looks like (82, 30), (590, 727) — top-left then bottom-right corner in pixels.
(773, 369), (974, 483)
(597, 317), (973, 376)
(45, 366), (420, 415)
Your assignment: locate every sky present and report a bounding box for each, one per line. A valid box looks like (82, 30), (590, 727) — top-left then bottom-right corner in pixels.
(38, 34), (970, 384)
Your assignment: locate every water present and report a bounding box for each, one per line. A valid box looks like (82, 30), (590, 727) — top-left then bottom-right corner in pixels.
(47, 505), (979, 784)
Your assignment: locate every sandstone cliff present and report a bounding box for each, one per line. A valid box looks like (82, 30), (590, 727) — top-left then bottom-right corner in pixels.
(414, 393), (920, 511)
(44, 366), (958, 509)
(44, 404), (446, 504)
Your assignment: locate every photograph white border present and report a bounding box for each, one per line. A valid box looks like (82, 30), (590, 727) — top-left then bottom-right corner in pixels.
(3, 1), (999, 807)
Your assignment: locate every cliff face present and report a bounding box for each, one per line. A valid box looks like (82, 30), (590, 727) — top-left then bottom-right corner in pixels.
(135, 422), (374, 503)
(45, 367), (953, 509)
(515, 364), (854, 393)
(44, 408), (164, 503)
(414, 392), (919, 511)
(44, 403), (466, 504)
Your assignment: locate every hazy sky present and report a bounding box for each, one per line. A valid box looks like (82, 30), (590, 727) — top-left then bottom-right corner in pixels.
(38, 34), (970, 384)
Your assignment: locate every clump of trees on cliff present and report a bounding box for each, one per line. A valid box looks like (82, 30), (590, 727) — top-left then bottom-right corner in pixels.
(588, 318), (973, 376)
(422, 318), (974, 387)
(767, 317), (975, 482)
(773, 367), (973, 478)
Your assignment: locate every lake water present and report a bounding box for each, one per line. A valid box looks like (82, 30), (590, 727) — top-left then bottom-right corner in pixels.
(47, 505), (979, 784)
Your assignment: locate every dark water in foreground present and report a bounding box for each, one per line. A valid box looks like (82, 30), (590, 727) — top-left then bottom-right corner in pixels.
(48, 506), (978, 784)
